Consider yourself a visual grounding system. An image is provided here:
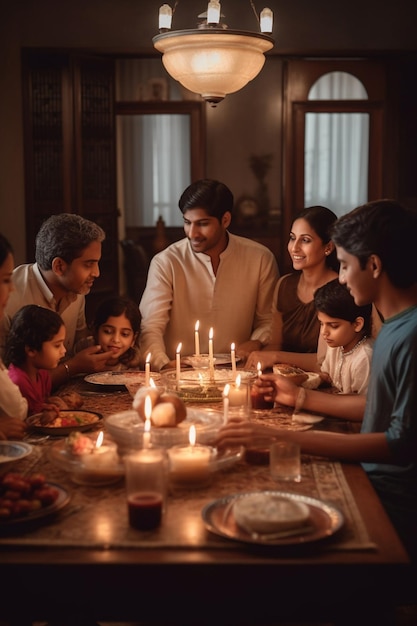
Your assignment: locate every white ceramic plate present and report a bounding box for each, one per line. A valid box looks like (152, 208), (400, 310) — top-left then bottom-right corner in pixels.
(202, 490), (344, 546)
(84, 370), (161, 387)
(0, 441), (33, 467)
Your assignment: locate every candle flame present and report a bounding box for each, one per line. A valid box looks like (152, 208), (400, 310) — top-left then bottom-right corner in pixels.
(144, 395), (153, 420)
(231, 342), (235, 351)
(257, 362), (262, 377)
(189, 424), (196, 446)
(223, 383), (230, 397)
(95, 431), (104, 449)
(209, 327), (213, 340)
(195, 320), (199, 331)
(176, 342), (182, 354)
(235, 374), (241, 388)
(146, 352), (151, 363)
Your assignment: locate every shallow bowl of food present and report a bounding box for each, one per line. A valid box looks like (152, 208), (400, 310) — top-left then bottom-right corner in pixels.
(105, 408), (225, 455)
(161, 368), (257, 403)
(272, 364), (309, 386)
(25, 410), (103, 436)
(0, 441), (33, 474)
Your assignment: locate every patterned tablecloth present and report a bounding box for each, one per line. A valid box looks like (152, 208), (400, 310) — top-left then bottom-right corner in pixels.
(0, 380), (374, 553)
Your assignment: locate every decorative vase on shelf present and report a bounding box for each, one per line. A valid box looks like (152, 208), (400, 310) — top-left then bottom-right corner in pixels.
(249, 154), (273, 226)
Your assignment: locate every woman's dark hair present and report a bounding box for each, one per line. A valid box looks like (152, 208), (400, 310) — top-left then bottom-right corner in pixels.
(0, 233), (13, 267)
(293, 205), (339, 271)
(331, 199), (417, 288)
(4, 305), (64, 367)
(90, 296), (141, 367)
(178, 179), (234, 221)
(314, 278), (372, 336)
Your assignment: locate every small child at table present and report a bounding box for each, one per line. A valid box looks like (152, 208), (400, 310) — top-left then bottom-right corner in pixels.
(0, 233), (28, 438)
(314, 278), (374, 394)
(4, 304), (81, 416)
(75, 296), (141, 371)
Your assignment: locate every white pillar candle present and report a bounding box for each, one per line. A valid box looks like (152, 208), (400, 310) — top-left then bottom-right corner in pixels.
(176, 342), (182, 384)
(230, 342), (236, 375)
(143, 395), (152, 448)
(208, 328), (214, 379)
(194, 320), (200, 356)
(227, 374), (248, 407)
(223, 383), (230, 422)
(145, 352), (151, 387)
(82, 431), (118, 469)
(168, 426), (212, 486)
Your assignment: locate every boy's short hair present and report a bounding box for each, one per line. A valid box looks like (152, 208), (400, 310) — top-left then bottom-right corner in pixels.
(178, 179), (233, 221)
(314, 278), (372, 335)
(331, 199), (417, 288)
(35, 213), (105, 270)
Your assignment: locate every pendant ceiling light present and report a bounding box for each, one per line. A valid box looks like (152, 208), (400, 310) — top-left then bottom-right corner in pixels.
(153, 1), (274, 106)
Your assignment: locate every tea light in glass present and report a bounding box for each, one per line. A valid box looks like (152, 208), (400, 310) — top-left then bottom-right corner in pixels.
(168, 425), (213, 488)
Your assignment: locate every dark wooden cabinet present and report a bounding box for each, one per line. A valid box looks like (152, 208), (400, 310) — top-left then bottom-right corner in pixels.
(22, 50), (119, 313)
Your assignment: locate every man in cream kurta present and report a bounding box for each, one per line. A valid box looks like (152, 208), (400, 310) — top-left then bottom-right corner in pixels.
(139, 180), (280, 371)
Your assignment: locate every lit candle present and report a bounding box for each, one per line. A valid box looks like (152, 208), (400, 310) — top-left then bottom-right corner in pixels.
(257, 361), (262, 378)
(145, 352), (151, 387)
(158, 3), (172, 30)
(228, 374), (248, 407)
(207, 0), (220, 24)
(194, 320), (200, 356)
(81, 431), (118, 469)
(168, 425), (212, 486)
(223, 383), (230, 422)
(176, 342), (182, 384)
(260, 7), (273, 33)
(143, 395), (152, 448)
(208, 328), (214, 379)
(231, 342), (236, 375)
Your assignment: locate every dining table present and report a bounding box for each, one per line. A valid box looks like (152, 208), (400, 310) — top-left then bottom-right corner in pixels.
(0, 373), (412, 626)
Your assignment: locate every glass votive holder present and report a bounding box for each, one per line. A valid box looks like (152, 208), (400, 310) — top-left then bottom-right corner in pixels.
(186, 354), (216, 370)
(124, 448), (168, 530)
(168, 443), (215, 490)
(227, 381), (251, 419)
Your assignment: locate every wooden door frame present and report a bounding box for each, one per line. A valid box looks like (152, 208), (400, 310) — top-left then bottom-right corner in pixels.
(281, 59), (388, 274)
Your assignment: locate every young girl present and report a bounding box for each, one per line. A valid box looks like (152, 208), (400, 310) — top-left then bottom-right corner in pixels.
(4, 304), (69, 416)
(0, 233), (28, 439)
(314, 278), (374, 394)
(76, 296), (141, 371)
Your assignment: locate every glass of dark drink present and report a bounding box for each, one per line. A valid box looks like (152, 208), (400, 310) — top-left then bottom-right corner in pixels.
(124, 448), (167, 530)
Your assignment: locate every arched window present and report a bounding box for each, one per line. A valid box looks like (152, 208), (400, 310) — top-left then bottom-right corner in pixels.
(282, 59), (386, 273)
(305, 71), (369, 216)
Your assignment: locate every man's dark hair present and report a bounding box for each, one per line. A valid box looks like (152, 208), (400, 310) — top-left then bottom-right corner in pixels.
(178, 179), (233, 221)
(331, 199), (417, 288)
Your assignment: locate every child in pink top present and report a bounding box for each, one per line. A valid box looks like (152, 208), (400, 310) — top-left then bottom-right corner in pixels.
(5, 304), (67, 415)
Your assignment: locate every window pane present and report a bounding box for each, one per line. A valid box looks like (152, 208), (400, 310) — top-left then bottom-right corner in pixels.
(305, 112), (369, 216)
